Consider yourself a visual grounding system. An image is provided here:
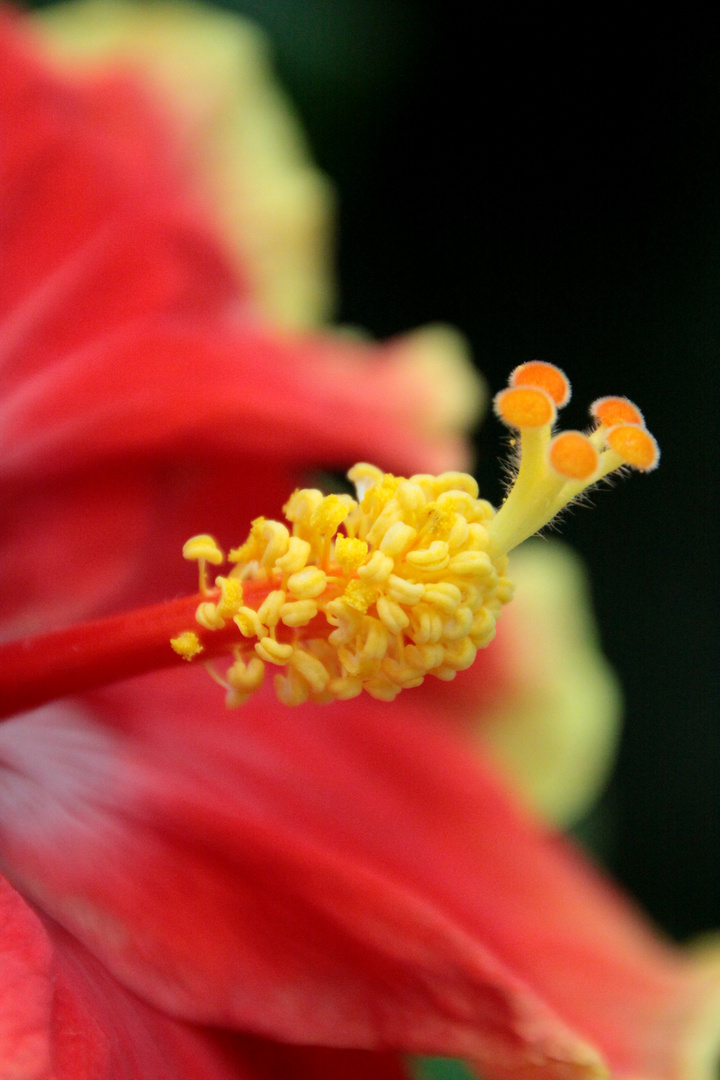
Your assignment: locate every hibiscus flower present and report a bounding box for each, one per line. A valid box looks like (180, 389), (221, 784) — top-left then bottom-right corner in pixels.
(1, 5), (719, 1080)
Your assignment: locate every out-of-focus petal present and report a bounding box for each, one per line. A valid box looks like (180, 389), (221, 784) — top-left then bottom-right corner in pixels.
(0, 7), (483, 634)
(0, 873), (411, 1080)
(474, 541), (622, 824)
(1, 321), (481, 481)
(0, 873), (304, 1080)
(33, 0), (336, 328)
(0, 673), (718, 1080)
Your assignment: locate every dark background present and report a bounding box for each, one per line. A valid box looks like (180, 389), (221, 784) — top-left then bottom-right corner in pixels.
(30, 0), (720, 941)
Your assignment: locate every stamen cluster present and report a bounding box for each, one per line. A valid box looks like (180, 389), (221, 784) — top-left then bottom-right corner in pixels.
(171, 362), (658, 709)
(173, 464), (514, 707)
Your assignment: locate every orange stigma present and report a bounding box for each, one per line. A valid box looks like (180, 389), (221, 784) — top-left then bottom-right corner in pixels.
(590, 395), (645, 429)
(511, 360), (571, 407)
(487, 362), (659, 555)
(494, 386), (556, 428)
(606, 424), (660, 472)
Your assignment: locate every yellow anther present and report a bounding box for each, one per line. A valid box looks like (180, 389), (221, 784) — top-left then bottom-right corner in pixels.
(256, 589), (286, 629)
(283, 488), (324, 528)
(471, 501), (496, 523)
(548, 431), (599, 481)
(494, 386), (556, 429)
(413, 608), (444, 645)
(419, 502), (455, 542)
(311, 494), (354, 535)
(385, 575), (425, 606)
(361, 618), (389, 661)
(275, 667), (311, 707)
(510, 360), (571, 407)
(334, 535), (369, 573)
(376, 596), (410, 634)
(260, 521), (290, 567)
(357, 550), (394, 584)
(342, 580), (380, 613)
(466, 523), (491, 549)
(431, 472), (480, 498)
(496, 576), (515, 604)
(182, 535), (224, 565)
(606, 424), (660, 472)
(337, 644), (361, 677)
(423, 582), (463, 614)
(441, 638), (477, 671)
(408, 474), (438, 500)
(347, 462), (384, 500)
(470, 608), (497, 647)
(379, 521), (417, 557)
(234, 607), (267, 639)
(436, 489), (477, 517)
(327, 676), (363, 700)
(195, 601), (226, 630)
(276, 536), (312, 574)
(448, 550), (494, 576)
(280, 599), (318, 627)
(359, 473), (401, 517)
(255, 637), (294, 664)
(441, 606), (475, 642)
(170, 631), (204, 660)
(215, 575), (243, 617)
(227, 656), (265, 694)
(382, 657), (424, 689)
(287, 566), (328, 599)
(228, 518), (266, 565)
(447, 516), (470, 550)
(325, 598), (363, 642)
(396, 481), (426, 511)
(405, 541), (450, 570)
(365, 501), (403, 548)
(405, 642), (445, 672)
(289, 649), (331, 694)
(365, 675), (401, 702)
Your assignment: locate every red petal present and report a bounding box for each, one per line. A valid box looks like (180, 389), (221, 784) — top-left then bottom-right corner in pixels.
(1, 673), (717, 1080)
(0, 9), (475, 635)
(1, 321), (472, 481)
(0, 12), (473, 482)
(0, 873), (408, 1080)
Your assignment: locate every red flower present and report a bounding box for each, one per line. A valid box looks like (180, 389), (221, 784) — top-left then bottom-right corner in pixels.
(1, 6), (719, 1079)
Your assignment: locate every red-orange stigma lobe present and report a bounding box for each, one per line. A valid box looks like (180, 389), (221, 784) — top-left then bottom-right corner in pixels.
(548, 431), (599, 480)
(494, 386), (556, 428)
(591, 395), (645, 428)
(510, 361), (571, 407)
(606, 424), (660, 471)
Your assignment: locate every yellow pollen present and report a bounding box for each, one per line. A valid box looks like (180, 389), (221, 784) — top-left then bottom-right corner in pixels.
(343, 580), (381, 613)
(183, 535), (224, 564)
(175, 365), (658, 707)
(311, 494), (353, 535)
(170, 631), (204, 660)
(335, 535), (369, 573)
